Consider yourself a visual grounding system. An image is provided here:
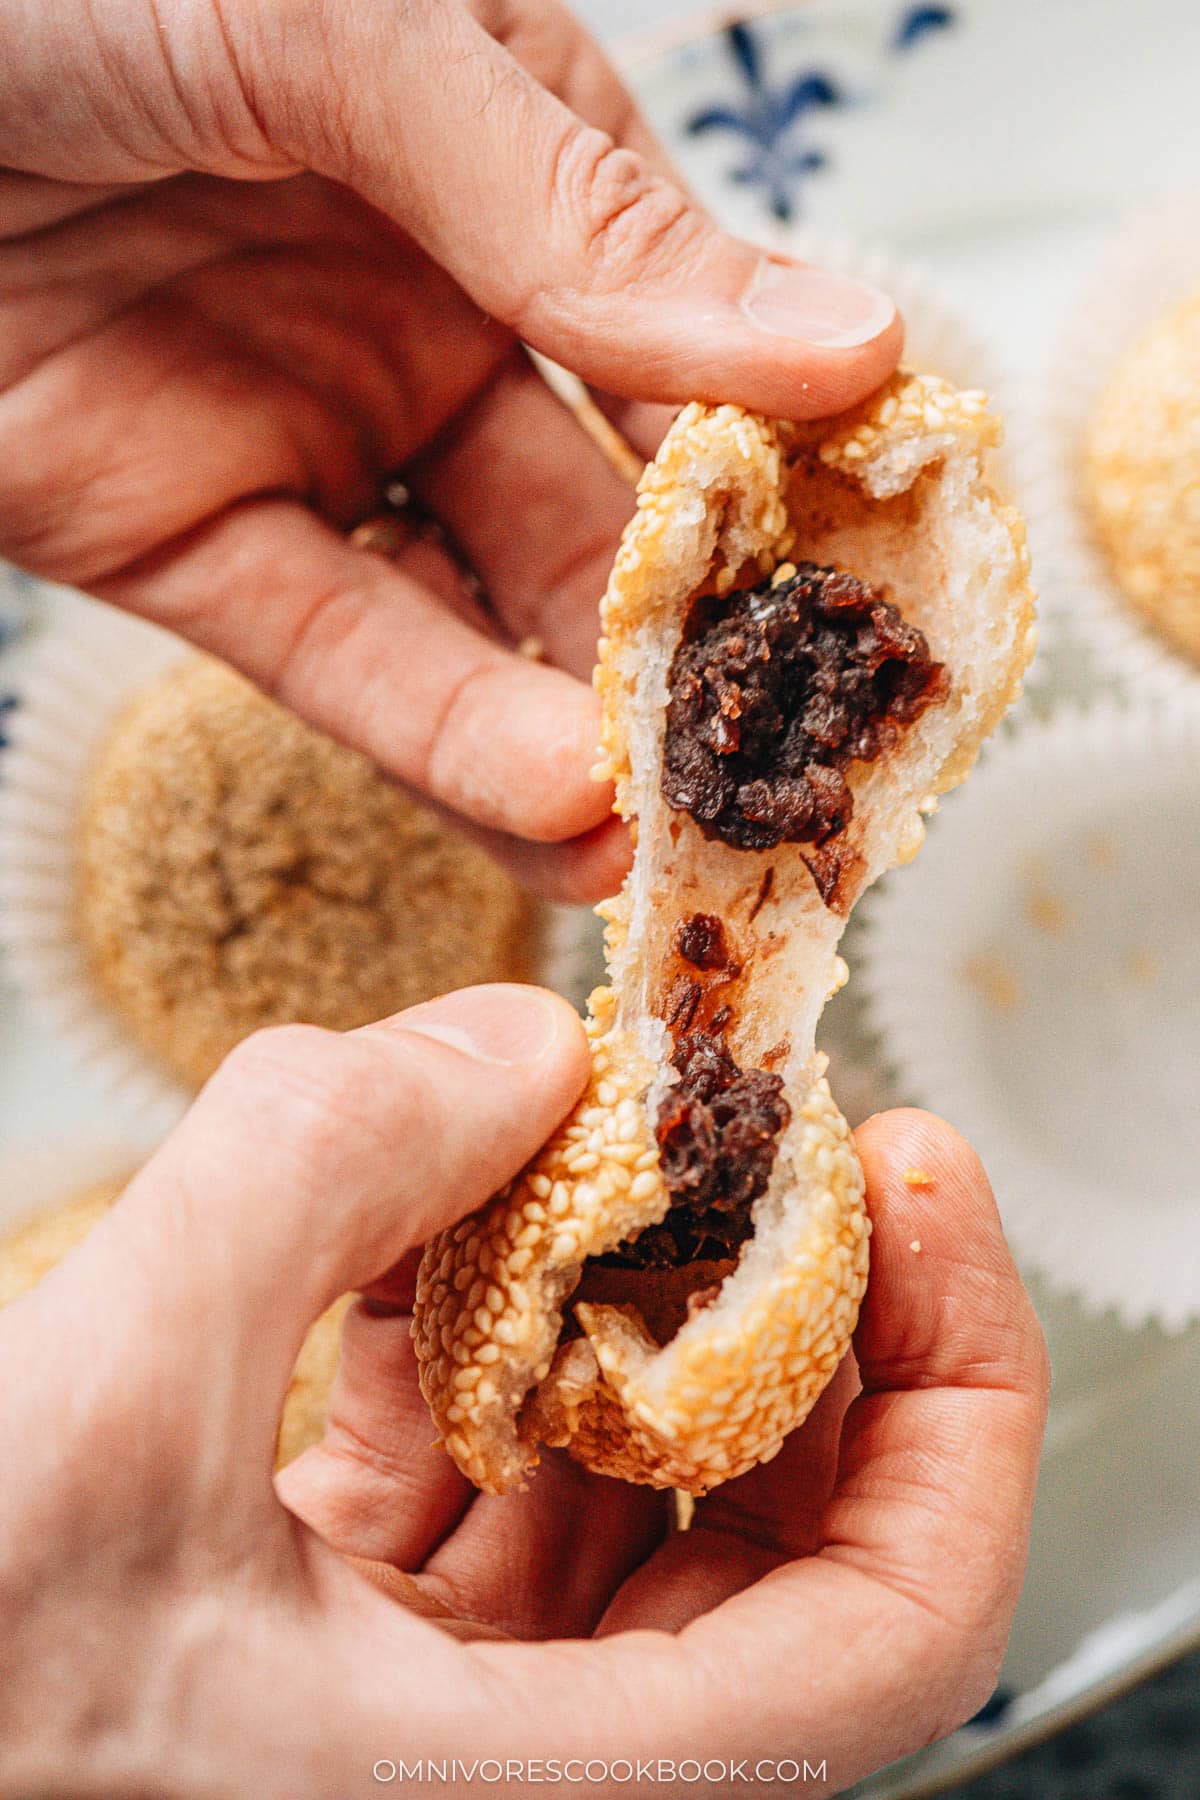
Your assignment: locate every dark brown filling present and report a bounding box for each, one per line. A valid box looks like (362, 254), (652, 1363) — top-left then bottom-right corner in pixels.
(661, 563), (948, 902)
(590, 561), (944, 1284)
(673, 911), (729, 971)
(600, 1030), (790, 1270)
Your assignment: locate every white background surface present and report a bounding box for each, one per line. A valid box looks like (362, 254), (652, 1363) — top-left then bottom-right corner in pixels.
(576, 0), (694, 45)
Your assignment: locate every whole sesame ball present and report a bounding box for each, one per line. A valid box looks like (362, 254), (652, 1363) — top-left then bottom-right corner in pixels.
(1083, 290), (1200, 663)
(77, 657), (537, 1088)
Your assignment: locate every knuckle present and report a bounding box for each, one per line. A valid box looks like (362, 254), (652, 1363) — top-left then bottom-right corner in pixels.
(263, 0), (439, 175)
(105, 0), (294, 174)
(550, 122), (702, 288)
(213, 1021), (448, 1171)
(211, 1024), (383, 1163)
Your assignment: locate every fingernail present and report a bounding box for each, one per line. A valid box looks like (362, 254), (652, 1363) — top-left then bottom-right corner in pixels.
(394, 985), (561, 1066)
(741, 259), (896, 348)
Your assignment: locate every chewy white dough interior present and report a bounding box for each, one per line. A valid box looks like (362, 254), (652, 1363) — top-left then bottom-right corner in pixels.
(590, 433), (1026, 1389)
(413, 380), (1034, 1497)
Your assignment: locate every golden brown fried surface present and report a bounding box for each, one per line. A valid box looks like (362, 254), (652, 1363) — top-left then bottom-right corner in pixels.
(416, 376), (1035, 1496)
(77, 659), (537, 1088)
(1083, 290), (1200, 663)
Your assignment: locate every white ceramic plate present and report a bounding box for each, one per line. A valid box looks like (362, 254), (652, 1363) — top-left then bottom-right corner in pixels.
(618, 1), (1200, 1792)
(2, 2), (1199, 1792)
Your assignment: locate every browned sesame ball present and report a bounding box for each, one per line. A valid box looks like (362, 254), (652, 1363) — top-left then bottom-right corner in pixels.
(1083, 290), (1200, 663)
(77, 658), (537, 1089)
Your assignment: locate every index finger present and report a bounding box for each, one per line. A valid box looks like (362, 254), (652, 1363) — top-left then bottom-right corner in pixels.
(249, 2), (901, 417)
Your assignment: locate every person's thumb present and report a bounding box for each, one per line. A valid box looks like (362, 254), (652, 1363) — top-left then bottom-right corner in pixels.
(241, 1), (901, 418)
(25, 986), (587, 1493)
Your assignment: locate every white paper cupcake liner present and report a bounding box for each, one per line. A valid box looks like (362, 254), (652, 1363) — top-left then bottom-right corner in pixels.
(779, 229), (1006, 387)
(858, 697), (1200, 1331)
(0, 599), (608, 1136)
(0, 601), (193, 1138)
(770, 230), (1062, 703)
(1040, 193), (1200, 701)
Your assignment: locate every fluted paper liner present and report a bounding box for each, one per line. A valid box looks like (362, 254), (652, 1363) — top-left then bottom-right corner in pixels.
(0, 601), (582, 1136)
(860, 698), (1200, 1331)
(0, 604), (191, 1135)
(1042, 194), (1200, 698)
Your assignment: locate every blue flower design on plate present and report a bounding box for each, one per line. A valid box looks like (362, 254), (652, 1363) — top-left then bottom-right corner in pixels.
(892, 5), (956, 53)
(0, 600), (24, 656)
(685, 22), (843, 224)
(683, 7), (957, 224)
(0, 564), (36, 755)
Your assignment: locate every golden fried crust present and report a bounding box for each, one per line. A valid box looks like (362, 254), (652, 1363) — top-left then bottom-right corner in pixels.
(595, 375), (1030, 826)
(78, 659), (536, 1088)
(541, 1079), (866, 1492)
(415, 1022), (866, 1493)
(1083, 290), (1200, 663)
(413, 1016), (674, 1492)
(594, 404), (790, 814)
(414, 373), (1035, 1496)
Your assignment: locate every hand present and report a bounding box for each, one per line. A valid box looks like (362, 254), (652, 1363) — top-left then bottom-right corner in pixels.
(0, 985), (1048, 1797)
(0, 0), (901, 900)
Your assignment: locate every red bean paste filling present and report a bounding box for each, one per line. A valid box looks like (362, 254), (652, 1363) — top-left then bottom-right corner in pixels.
(593, 562), (946, 1281)
(599, 914), (791, 1273)
(661, 563), (949, 902)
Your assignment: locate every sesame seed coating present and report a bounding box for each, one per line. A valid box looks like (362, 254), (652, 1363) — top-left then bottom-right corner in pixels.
(414, 1013), (671, 1492)
(413, 372), (1034, 1494)
(78, 659), (535, 1088)
(1083, 290), (1200, 663)
(814, 371), (997, 491)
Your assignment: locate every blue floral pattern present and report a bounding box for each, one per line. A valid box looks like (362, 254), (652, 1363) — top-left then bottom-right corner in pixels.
(684, 6), (957, 223)
(892, 4), (956, 52)
(0, 565), (35, 752)
(685, 22), (843, 223)
(0, 591), (25, 655)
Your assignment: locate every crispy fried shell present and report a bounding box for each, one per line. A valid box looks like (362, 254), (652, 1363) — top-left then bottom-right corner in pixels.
(414, 374), (1035, 1494)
